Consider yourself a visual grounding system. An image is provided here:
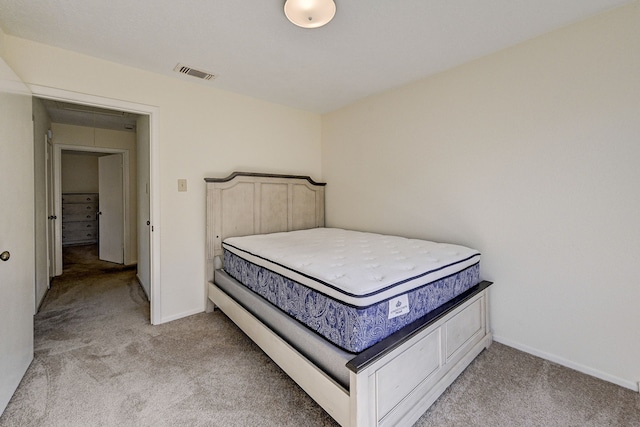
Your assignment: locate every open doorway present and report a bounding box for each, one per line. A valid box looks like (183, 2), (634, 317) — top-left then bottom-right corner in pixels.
(59, 149), (126, 265)
(32, 92), (158, 324)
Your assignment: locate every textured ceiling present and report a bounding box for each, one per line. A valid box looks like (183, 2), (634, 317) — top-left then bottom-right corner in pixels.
(0, 0), (633, 113)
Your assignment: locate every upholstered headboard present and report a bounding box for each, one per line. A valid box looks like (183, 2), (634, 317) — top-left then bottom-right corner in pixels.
(205, 172), (325, 282)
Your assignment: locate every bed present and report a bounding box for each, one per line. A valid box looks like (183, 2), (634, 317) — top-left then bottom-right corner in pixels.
(205, 172), (493, 426)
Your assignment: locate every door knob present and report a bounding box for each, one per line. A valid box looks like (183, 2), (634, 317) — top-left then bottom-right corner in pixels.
(0, 251), (10, 261)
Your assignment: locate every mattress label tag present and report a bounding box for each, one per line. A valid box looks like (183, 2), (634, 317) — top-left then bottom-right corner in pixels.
(388, 294), (410, 319)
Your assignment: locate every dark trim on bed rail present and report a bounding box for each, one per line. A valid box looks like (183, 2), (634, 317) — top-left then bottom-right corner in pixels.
(205, 171), (326, 186)
(346, 280), (493, 373)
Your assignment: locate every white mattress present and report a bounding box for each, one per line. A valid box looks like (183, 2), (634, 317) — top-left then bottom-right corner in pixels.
(222, 228), (480, 307)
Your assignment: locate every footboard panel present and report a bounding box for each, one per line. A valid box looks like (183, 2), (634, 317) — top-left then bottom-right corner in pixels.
(350, 288), (491, 427)
(376, 328), (442, 417)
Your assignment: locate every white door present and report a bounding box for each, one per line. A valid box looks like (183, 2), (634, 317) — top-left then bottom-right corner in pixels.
(98, 154), (124, 264)
(0, 58), (34, 413)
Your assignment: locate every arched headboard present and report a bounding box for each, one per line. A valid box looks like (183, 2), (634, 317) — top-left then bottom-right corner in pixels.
(205, 172), (326, 282)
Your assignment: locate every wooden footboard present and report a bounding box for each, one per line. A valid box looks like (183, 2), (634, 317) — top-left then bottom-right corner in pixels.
(346, 284), (492, 426)
(208, 280), (492, 427)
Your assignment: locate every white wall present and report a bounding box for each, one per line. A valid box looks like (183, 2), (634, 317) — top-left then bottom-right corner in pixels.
(61, 152), (99, 193)
(0, 34), (322, 323)
(322, 2), (640, 390)
(31, 97), (51, 311)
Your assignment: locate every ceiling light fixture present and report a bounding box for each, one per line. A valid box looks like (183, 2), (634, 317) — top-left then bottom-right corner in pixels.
(284, 0), (336, 29)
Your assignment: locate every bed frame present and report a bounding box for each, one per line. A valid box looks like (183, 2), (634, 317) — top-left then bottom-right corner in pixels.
(205, 172), (492, 427)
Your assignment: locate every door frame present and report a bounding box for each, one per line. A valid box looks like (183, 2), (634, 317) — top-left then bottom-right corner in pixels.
(55, 146), (129, 264)
(45, 133), (55, 282)
(31, 85), (162, 325)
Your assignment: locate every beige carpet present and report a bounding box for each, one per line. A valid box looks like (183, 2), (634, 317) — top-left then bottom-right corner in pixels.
(1, 245), (638, 426)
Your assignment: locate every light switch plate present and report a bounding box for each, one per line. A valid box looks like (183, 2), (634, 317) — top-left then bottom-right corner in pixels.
(178, 179), (187, 192)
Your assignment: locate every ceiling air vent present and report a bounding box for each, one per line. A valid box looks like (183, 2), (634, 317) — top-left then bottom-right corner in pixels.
(174, 63), (216, 80)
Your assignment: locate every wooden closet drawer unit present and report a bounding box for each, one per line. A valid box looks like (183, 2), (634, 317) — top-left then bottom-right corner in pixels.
(62, 192), (99, 246)
(62, 203), (98, 220)
(62, 220), (97, 233)
(62, 229), (99, 244)
(62, 193), (98, 204)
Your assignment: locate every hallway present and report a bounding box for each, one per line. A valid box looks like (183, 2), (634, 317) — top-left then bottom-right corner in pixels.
(44, 245), (143, 315)
(47, 244), (142, 309)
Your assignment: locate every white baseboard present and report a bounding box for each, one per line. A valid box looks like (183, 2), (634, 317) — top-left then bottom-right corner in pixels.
(36, 285), (50, 314)
(493, 335), (639, 393)
(159, 307), (204, 324)
(135, 274), (150, 301)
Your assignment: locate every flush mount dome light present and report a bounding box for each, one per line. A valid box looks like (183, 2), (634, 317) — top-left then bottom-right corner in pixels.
(284, 0), (336, 29)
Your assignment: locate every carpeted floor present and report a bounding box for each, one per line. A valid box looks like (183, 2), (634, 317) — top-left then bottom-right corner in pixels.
(1, 245), (638, 426)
